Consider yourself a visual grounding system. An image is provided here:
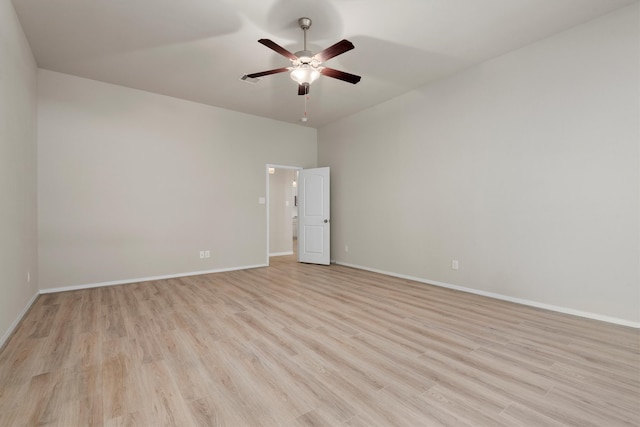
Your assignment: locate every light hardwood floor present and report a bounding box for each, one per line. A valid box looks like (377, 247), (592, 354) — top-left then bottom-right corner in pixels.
(1, 255), (638, 426)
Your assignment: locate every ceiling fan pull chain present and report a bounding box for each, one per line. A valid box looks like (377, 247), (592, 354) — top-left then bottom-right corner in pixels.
(301, 89), (310, 122)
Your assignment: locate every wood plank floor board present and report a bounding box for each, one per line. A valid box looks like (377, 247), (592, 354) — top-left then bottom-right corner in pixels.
(545, 385), (639, 427)
(420, 384), (512, 427)
(469, 346), (583, 394)
(329, 305), (413, 338)
(376, 384), (471, 427)
(1, 255), (638, 426)
(498, 402), (566, 427)
(248, 338), (358, 426)
(318, 328), (436, 393)
(547, 363), (640, 412)
(285, 330), (387, 396)
(506, 334), (639, 383)
(419, 348), (557, 409)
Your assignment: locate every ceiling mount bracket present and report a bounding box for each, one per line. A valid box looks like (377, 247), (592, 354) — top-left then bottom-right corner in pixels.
(298, 17), (312, 31)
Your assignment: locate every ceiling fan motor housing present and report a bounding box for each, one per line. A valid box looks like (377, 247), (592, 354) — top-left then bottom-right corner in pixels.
(294, 50), (316, 64)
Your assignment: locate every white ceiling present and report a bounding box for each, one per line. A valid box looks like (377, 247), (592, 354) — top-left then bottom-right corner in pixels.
(12, 0), (637, 128)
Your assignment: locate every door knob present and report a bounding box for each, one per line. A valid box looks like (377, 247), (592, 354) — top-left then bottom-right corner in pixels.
(324, 219), (329, 223)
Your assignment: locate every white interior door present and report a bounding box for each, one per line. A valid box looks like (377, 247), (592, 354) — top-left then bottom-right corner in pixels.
(298, 167), (330, 265)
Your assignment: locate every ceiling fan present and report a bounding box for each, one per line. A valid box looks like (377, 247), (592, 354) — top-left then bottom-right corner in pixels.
(244, 17), (361, 96)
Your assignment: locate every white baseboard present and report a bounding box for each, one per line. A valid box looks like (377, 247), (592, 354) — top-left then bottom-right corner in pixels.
(334, 261), (640, 329)
(39, 264), (268, 294)
(269, 251), (294, 257)
(0, 291), (39, 350)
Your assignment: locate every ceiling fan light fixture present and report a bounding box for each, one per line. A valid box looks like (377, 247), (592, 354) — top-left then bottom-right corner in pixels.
(245, 17), (360, 100)
(290, 64), (320, 85)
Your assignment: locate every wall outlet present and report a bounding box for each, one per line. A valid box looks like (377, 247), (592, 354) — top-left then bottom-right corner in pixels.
(200, 251), (205, 259)
(451, 259), (459, 270)
(344, 245), (349, 252)
(205, 250), (210, 258)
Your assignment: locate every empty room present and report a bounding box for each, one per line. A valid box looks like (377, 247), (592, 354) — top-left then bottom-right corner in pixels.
(1, 0), (639, 425)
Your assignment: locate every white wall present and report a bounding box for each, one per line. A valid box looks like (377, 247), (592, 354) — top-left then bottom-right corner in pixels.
(0, 0), (39, 345)
(38, 70), (316, 290)
(269, 168), (295, 255)
(318, 5), (639, 324)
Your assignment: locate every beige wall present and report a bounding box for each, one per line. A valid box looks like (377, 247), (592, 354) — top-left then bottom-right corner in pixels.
(0, 0), (39, 345)
(318, 5), (639, 324)
(38, 70), (316, 290)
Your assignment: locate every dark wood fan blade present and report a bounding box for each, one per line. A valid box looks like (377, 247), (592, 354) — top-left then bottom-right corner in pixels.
(320, 67), (361, 84)
(258, 39), (298, 60)
(298, 84), (309, 96)
(245, 67), (289, 78)
(314, 39), (354, 62)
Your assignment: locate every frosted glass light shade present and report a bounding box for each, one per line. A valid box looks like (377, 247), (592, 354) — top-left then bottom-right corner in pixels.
(290, 65), (320, 85)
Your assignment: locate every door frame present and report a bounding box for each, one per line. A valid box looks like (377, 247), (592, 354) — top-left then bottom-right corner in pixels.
(265, 164), (303, 266)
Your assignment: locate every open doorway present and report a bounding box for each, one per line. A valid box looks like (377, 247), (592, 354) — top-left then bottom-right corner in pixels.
(266, 165), (301, 265)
